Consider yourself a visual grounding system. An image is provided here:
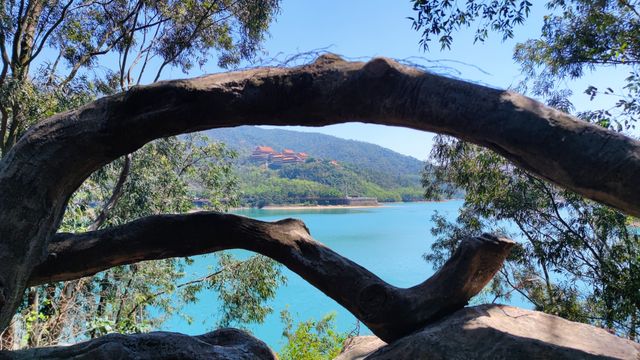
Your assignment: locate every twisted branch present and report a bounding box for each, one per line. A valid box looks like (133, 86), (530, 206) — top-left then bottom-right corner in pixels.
(30, 212), (513, 342)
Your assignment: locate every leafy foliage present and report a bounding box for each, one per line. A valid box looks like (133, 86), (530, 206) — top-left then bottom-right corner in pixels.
(238, 159), (424, 206)
(279, 310), (347, 360)
(424, 135), (640, 339)
(410, 0), (640, 130)
(512, 1), (640, 130)
(410, 0), (533, 50)
(0, 0), (281, 155)
(212, 253), (287, 328)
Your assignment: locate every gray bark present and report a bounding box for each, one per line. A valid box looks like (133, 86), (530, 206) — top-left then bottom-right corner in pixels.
(0, 54), (638, 349)
(28, 213), (513, 342)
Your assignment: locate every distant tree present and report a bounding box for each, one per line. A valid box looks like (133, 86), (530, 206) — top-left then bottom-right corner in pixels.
(235, 160), (424, 206)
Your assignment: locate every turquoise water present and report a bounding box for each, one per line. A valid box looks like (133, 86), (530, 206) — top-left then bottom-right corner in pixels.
(160, 201), (504, 349)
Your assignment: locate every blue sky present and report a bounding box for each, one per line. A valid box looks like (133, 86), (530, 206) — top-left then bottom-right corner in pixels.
(237, 0), (629, 160)
(89, 1), (633, 160)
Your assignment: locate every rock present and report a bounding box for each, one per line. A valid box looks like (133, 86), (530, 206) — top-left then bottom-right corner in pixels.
(340, 304), (640, 359)
(0, 328), (277, 360)
(335, 336), (386, 360)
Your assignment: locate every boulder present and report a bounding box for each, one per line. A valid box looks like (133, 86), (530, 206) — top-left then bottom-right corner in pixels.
(338, 304), (640, 359)
(335, 336), (387, 360)
(0, 328), (276, 360)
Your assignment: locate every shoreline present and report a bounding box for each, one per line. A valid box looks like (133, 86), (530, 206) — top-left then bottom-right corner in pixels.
(261, 204), (381, 210)
(231, 199), (462, 211)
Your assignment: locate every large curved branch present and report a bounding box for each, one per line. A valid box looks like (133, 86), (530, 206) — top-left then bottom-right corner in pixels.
(1, 54), (639, 328)
(28, 212), (513, 342)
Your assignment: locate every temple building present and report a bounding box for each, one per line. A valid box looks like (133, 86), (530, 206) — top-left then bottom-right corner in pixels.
(250, 146), (277, 161)
(250, 146), (309, 167)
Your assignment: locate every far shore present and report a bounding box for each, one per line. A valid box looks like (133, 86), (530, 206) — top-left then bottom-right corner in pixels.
(261, 204), (381, 210)
(230, 198), (462, 211)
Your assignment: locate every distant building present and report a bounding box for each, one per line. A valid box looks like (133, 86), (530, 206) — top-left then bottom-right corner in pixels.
(270, 154), (284, 164)
(280, 156), (300, 164)
(250, 145), (307, 167)
(250, 146), (276, 161)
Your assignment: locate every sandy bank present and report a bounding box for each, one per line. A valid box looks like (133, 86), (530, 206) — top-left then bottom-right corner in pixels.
(260, 204), (381, 210)
(230, 199), (462, 211)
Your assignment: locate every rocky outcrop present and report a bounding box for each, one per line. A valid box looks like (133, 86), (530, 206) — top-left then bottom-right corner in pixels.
(0, 328), (276, 360)
(338, 304), (640, 359)
(335, 336), (387, 360)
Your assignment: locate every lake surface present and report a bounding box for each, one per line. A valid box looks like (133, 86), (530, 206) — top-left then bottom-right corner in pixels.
(161, 201), (517, 349)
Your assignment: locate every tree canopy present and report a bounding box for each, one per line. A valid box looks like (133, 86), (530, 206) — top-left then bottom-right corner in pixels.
(411, 0), (640, 126)
(0, 0), (280, 153)
(413, 0), (640, 340)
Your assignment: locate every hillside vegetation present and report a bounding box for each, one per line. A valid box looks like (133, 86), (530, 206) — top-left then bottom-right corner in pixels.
(204, 126), (426, 206)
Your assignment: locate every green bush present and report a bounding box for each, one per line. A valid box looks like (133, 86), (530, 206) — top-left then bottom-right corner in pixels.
(279, 310), (347, 360)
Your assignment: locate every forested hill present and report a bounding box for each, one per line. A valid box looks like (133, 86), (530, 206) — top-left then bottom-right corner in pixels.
(204, 126), (425, 181)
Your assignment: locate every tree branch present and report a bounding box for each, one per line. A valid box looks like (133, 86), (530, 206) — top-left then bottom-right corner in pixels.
(117, 0), (143, 89)
(59, 1), (150, 87)
(0, 23), (10, 86)
(87, 153), (131, 231)
(25, 0), (74, 66)
(0, 106), (8, 155)
(15, 0), (43, 73)
(152, 2), (235, 82)
(29, 211), (514, 342)
(10, 0), (26, 68)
